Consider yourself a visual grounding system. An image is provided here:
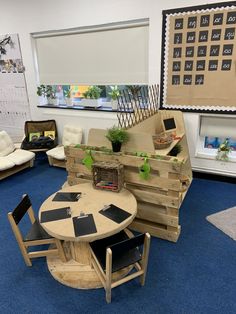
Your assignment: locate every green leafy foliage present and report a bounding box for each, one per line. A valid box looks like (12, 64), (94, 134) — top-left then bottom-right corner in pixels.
(82, 150), (94, 170)
(108, 85), (120, 100)
(83, 86), (102, 99)
(139, 158), (151, 180)
(37, 85), (56, 99)
(105, 126), (129, 144)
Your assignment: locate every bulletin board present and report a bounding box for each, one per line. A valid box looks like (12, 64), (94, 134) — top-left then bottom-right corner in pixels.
(160, 1), (236, 113)
(0, 34), (31, 141)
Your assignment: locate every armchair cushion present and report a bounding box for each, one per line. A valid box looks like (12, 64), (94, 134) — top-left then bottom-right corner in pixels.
(0, 131), (15, 157)
(62, 125), (83, 146)
(0, 157), (15, 171)
(7, 149), (35, 165)
(46, 146), (65, 160)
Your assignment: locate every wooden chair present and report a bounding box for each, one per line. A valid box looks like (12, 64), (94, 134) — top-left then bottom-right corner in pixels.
(8, 194), (66, 266)
(90, 230), (151, 303)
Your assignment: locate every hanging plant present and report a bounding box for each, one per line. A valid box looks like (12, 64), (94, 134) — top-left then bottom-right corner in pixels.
(139, 157), (151, 180)
(82, 150), (94, 169)
(216, 139), (232, 161)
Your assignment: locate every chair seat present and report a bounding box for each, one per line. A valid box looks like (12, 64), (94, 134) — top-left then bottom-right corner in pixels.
(24, 220), (53, 242)
(8, 149), (35, 165)
(46, 146), (65, 160)
(90, 231), (142, 273)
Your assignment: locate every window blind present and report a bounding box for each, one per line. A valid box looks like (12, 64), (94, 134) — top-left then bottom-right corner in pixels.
(33, 22), (149, 85)
(200, 116), (236, 138)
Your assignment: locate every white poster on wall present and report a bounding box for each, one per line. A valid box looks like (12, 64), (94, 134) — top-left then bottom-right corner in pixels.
(0, 33), (31, 142)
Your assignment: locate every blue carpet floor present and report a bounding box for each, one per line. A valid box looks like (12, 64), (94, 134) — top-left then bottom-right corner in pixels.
(0, 155), (236, 314)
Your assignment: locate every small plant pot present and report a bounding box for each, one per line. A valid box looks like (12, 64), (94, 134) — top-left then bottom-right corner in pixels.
(112, 142), (122, 152)
(47, 97), (58, 106)
(111, 99), (118, 110)
(65, 98), (73, 106)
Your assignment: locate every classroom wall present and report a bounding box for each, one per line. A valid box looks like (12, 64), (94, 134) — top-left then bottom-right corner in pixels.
(1, 0), (236, 175)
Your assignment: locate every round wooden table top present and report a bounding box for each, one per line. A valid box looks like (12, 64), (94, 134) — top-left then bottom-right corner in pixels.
(39, 183), (137, 242)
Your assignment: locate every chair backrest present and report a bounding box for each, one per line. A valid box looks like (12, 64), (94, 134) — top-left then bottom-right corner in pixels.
(0, 130), (15, 157)
(62, 125), (83, 146)
(11, 194), (32, 225)
(109, 233), (145, 259)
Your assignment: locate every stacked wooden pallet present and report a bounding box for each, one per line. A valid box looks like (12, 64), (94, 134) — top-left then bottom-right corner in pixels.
(64, 146), (191, 242)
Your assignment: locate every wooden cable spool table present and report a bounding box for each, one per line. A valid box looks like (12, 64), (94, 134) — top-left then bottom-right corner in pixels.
(39, 183), (137, 289)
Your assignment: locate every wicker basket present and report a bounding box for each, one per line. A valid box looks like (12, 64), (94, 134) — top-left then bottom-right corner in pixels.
(92, 161), (124, 192)
(152, 133), (173, 149)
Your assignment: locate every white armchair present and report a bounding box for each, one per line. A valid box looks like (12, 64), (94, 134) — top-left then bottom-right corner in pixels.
(46, 125), (82, 168)
(0, 131), (35, 180)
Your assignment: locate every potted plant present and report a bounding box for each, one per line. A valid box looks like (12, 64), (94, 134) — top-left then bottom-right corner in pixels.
(108, 85), (120, 110)
(105, 125), (129, 152)
(64, 88), (73, 106)
(216, 139), (231, 161)
(169, 143), (182, 157)
(81, 86), (102, 107)
(37, 85), (58, 105)
(126, 85), (142, 101)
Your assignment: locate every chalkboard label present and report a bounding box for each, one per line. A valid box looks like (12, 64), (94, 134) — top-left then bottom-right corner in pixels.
(196, 60), (206, 71)
(174, 33), (183, 44)
(208, 60), (218, 71)
(195, 75), (204, 85)
(213, 13), (224, 25)
(185, 46), (194, 57)
(163, 118), (176, 131)
(223, 44), (233, 55)
(183, 75), (192, 85)
(210, 45), (220, 56)
(172, 75), (180, 85)
(226, 11), (236, 24)
(186, 32), (196, 43)
(173, 47), (182, 58)
(188, 16), (197, 28)
(175, 18), (184, 29)
(197, 46), (207, 57)
(224, 28), (235, 40)
(199, 31), (208, 42)
(184, 60), (193, 71)
(211, 29), (221, 41)
(221, 60), (232, 70)
(172, 61), (181, 71)
(200, 15), (210, 27)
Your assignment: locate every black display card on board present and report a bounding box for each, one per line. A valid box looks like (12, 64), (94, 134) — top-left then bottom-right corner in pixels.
(183, 75), (192, 85)
(196, 60), (205, 71)
(184, 60), (193, 71)
(226, 11), (236, 24)
(197, 46), (207, 57)
(173, 47), (182, 58)
(224, 28), (235, 40)
(199, 31), (208, 42)
(211, 29), (221, 41)
(174, 33), (183, 44)
(195, 75), (204, 85)
(208, 60), (218, 71)
(172, 61), (181, 71)
(210, 45), (220, 56)
(200, 15), (210, 27)
(172, 75), (180, 85)
(174, 18), (184, 29)
(185, 46), (194, 57)
(221, 60), (232, 71)
(188, 16), (197, 28)
(186, 32), (196, 43)
(213, 13), (224, 25)
(223, 44), (233, 55)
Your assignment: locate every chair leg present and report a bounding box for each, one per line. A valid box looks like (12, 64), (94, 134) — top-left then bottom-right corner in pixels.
(105, 248), (112, 303)
(55, 239), (67, 262)
(21, 246), (32, 266)
(140, 233), (151, 286)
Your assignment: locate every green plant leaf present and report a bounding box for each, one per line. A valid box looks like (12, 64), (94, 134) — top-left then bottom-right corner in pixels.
(139, 158), (151, 180)
(82, 150), (94, 170)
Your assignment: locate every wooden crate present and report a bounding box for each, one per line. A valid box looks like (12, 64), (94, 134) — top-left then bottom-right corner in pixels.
(92, 161), (124, 192)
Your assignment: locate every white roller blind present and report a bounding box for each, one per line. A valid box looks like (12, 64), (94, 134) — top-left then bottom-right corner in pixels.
(200, 116), (236, 138)
(34, 22), (149, 85)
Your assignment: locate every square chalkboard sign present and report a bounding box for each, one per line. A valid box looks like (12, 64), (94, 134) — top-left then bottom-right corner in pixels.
(185, 46), (194, 57)
(226, 11), (236, 24)
(162, 117), (176, 132)
(197, 46), (207, 57)
(223, 44), (233, 55)
(210, 45), (220, 56)
(208, 60), (218, 71)
(172, 61), (181, 71)
(213, 13), (224, 25)
(200, 15), (210, 27)
(199, 31), (208, 42)
(172, 75), (180, 85)
(196, 60), (205, 71)
(224, 28), (235, 40)
(221, 60), (232, 71)
(211, 29), (221, 41)
(174, 33), (183, 44)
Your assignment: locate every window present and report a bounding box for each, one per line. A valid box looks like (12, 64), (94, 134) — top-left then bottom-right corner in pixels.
(32, 19), (149, 85)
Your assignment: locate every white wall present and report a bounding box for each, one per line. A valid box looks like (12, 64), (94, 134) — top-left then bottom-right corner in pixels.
(1, 0), (236, 175)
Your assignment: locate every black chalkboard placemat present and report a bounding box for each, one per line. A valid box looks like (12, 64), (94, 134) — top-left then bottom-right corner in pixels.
(99, 204), (131, 224)
(41, 207), (71, 223)
(73, 214), (97, 237)
(52, 192), (81, 202)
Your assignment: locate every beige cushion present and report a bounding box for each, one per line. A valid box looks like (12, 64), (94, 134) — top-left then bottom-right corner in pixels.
(0, 131), (15, 157)
(46, 146), (65, 160)
(7, 149), (35, 165)
(62, 125), (82, 146)
(0, 157), (15, 170)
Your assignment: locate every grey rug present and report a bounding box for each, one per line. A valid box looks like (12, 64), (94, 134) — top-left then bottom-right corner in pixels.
(206, 206), (236, 240)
